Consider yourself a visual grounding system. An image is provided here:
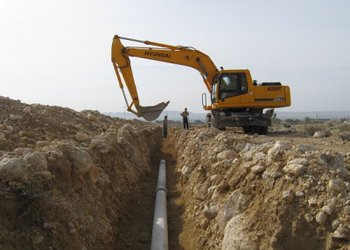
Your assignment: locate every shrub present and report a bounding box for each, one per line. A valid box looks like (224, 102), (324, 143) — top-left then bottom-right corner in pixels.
(303, 123), (326, 136)
(337, 122), (350, 132)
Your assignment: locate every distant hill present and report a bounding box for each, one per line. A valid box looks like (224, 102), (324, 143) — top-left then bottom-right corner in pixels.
(105, 110), (350, 121)
(276, 111), (350, 120)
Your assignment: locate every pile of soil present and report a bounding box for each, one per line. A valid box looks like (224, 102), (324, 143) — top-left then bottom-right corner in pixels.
(0, 96), (162, 249)
(170, 126), (350, 249)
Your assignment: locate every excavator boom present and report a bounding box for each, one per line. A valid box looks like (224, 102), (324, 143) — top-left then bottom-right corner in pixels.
(111, 35), (218, 120)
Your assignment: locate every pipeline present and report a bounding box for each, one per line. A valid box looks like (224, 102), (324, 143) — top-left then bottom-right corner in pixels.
(151, 160), (168, 250)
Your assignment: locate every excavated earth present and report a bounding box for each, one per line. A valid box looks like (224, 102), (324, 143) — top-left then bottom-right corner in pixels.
(1, 96), (350, 250)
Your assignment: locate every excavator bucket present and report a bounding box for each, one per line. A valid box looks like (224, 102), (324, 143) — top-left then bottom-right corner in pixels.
(136, 101), (170, 121)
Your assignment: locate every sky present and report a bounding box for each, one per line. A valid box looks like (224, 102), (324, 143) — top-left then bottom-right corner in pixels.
(0, 0), (349, 114)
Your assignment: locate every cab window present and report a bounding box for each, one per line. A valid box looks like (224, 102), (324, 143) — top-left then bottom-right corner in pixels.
(211, 81), (217, 102)
(219, 73), (247, 99)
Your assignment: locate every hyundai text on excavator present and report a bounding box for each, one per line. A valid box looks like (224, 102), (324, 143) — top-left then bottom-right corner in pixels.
(111, 35), (291, 134)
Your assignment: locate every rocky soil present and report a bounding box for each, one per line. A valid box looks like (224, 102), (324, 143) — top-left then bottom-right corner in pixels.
(171, 126), (350, 249)
(1, 95), (350, 249)
(0, 96), (162, 249)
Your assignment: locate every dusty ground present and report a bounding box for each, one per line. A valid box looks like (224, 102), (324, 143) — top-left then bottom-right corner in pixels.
(1, 96), (350, 249)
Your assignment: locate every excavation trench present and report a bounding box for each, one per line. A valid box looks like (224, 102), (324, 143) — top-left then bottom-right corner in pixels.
(116, 135), (190, 250)
(3, 96), (348, 250)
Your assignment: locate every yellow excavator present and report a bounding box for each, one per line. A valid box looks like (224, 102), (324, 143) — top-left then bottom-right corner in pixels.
(111, 35), (291, 134)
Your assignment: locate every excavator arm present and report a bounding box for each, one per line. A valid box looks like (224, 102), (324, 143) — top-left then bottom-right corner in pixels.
(111, 35), (219, 121)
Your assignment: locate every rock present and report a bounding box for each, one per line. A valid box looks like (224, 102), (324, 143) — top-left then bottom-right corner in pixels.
(262, 171), (283, 180)
(89, 138), (110, 154)
(203, 203), (218, 220)
(295, 191), (304, 197)
(45, 147), (64, 161)
(86, 113), (97, 121)
(181, 165), (192, 179)
(9, 114), (23, 120)
(251, 164), (266, 174)
(315, 211), (328, 225)
(305, 213), (313, 223)
(210, 174), (218, 183)
(23, 106), (32, 113)
(75, 132), (89, 142)
(308, 197), (318, 207)
(0, 157), (27, 181)
(321, 205), (333, 215)
(217, 150), (238, 161)
(287, 158), (308, 166)
(283, 163), (307, 177)
(267, 141), (291, 156)
(118, 124), (136, 138)
(36, 141), (51, 148)
(34, 171), (54, 180)
(282, 190), (294, 203)
(67, 146), (94, 176)
(196, 131), (210, 141)
(24, 152), (48, 171)
(328, 179), (344, 193)
(332, 220), (340, 229)
(6, 125), (14, 132)
(14, 147), (33, 156)
(0, 132), (5, 140)
(332, 225), (349, 240)
(222, 215), (258, 250)
(194, 184), (207, 201)
(240, 144), (257, 160)
(207, 185), (217, 196)
(234, 142), (247, 152)
(313, 131), (331, 138)
(218, 191), (249, 229)
(253, 152), (267, 163)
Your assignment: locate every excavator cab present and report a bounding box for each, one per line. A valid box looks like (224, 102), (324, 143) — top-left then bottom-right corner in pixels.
(217, 72), (248, 100)
(210, 70), (250, 104)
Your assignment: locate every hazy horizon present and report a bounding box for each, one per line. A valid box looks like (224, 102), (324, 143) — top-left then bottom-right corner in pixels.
(106, 109), (350, 122)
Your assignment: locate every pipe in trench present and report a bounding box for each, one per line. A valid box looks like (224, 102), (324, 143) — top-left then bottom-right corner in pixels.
(151, 159), (168, 250)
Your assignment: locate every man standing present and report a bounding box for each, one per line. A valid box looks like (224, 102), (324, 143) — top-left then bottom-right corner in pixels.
(181, 108), (189, 129)
(163, 115), (168, 138)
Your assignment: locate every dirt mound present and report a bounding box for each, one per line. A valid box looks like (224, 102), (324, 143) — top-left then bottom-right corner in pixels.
(0, 96), (162, 249)
(171, 127), (350, 249)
